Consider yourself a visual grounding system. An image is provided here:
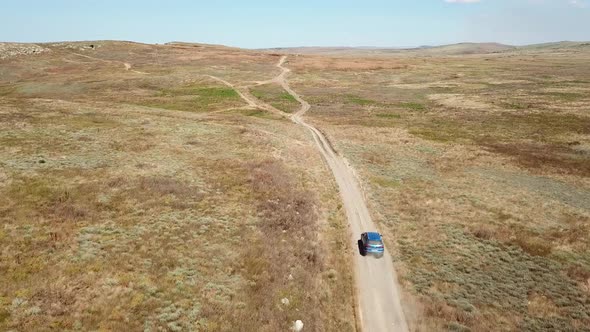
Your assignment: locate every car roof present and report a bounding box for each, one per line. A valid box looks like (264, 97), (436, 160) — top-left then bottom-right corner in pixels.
(366, 232), (382, 241)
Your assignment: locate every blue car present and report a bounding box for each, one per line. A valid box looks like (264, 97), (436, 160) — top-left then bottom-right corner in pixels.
(360, 232), (384, 258)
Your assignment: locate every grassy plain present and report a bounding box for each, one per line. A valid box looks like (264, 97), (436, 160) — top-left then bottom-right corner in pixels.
(2, 40), (589, 331)
(0, 42), (355, 331)
(287, 46), (590, 330)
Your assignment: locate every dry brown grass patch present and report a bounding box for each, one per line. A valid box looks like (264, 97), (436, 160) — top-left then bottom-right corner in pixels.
(512, 234), (553, 257)
(483, 142), (590, 177)
(138, 176), (193, 197)
(527, 293), (560, 318)
(220, 160), (324, 331)
(290, 55), (412, 72)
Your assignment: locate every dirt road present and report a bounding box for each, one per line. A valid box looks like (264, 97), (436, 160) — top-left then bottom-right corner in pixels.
(206, 56), (409, 331)
(205, 74), (289, 116)
(278, 57), (409, 332)
(71, 52), (147, 74)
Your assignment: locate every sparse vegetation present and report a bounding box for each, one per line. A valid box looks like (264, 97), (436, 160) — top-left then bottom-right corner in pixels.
(233, 107), (283, 119)
(399, 102), (426, 111)
(375, 113), (401, 119)
(0, 43), (354, 331)
(288, 48), (590, 330)
(138, 84), (242, 112)
(346, 94), (378, 106)
(250, 83), (300, 113)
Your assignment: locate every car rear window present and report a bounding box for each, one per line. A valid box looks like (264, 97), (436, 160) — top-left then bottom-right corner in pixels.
(368, 240), (382, 245)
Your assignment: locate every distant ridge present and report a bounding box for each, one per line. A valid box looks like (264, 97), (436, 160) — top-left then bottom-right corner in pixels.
(259, 41), (590, 56)
(165, 41), (242, 51)
(407, 42), (515, 54)
(518, 40), (590, 50)
(1, 40), (588, 58)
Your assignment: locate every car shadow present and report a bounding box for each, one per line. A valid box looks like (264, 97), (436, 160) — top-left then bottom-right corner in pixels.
(357, 239), (366, 256)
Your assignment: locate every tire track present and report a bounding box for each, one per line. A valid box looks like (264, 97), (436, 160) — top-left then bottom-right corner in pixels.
(276, 56), (410, 332)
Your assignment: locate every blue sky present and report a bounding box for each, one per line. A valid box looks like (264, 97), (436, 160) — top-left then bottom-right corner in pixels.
(1, 0), (589, 47)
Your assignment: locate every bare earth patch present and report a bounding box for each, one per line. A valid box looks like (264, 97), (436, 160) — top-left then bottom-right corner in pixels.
(428, 93), (500, 111)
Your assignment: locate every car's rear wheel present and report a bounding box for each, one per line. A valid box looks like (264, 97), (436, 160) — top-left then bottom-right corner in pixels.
(357, 239), (366, 256)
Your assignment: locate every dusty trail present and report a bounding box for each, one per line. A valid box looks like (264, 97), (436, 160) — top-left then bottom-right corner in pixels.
(276, 56), (410, 332)
(205, 75), (288, 117)
(205, 75), (258, 109)
(71, 52), (147, 74)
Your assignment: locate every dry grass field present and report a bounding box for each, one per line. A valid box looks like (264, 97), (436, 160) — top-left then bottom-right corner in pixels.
(0, 42), (355, 331)
(287, 45), (590, 331)
(2, 40), (589, 331)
